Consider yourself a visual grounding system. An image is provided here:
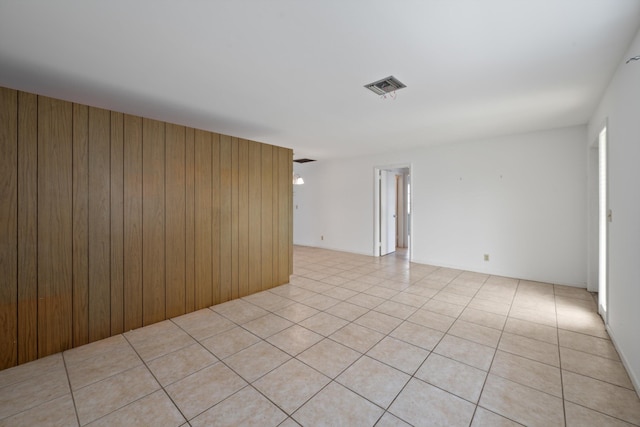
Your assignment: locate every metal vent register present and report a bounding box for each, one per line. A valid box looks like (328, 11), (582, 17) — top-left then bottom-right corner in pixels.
(364, 76), (406, 95)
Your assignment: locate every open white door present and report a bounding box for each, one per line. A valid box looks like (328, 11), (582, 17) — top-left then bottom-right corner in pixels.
(380, 170), (397, 256)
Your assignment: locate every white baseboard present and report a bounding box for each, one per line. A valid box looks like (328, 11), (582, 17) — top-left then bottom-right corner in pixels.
(606, 325), (640, 399)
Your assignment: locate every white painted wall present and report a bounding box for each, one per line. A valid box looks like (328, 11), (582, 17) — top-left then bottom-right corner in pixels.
(294, 125), (587, 286)
(588, 28), (640, 393)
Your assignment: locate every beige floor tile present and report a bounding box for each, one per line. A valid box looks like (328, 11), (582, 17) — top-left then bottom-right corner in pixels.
(561, 347), (633, 389)
(554, 285), (594, 301)
(269, 283), (316, 300)
(147, 343), (217, 386)
(191, 386), (287, 427)
(478, 374), (564, 427)
(474, 289), (515, 305)
(444, 283), (482, 298)
(564, 401), (636, 427)
(346, 292), (386, 309)
(254, 358), (330, 414)
(557, 311), (609, 339)
(423, 299), (466, 317)
(404, 284), (439, 298)
(415, 353), (487, 403)
(337, 356), (410, 408)
(503, 317), (558, 345)
(323, 286), (359, 300)
(374, 300), (418, 320)
(390, 321), (444, 351)
(468, 298), (511, 316)
(301, 293), (341, 311)
(376, 412), (412, 426)
(325, 301), (369, 321)
(321, 275), (353, 287)
(297, 338), (361, 378)
(354, 311), (403, 334)
(459, 307), (507, 330)
(165, 362), (246, 420)
(563, 370), (640, 425)
(341, 280), (373, 292)
(293, 381), (384, 427)
(211, 299), (269, 324)
(0, 354), (64, 388)
(124, 320), (196, 362)
(171, 308), (235, 341)
(366, 336), (429, 375)
(363, 285), (399, 299)
(298, 312), (349, 336)
(433, 291), (473, 306)
(63, 335), (130, 366)
(224, 341), (291, 383)
(66, 343), (142, 390)
(267, 325), (324, 356)
(390, 291), (431, 308)
(74, 365), (159, 425)
(243, 313), (294, 339)
(244, 291), (296, 311)
(508, 306), (557, 327)
(330, 323), (385, 353)
(490, 350), (562, 397)
(278, 417), (303, 427)
(498, 332), (560, 367)
(406, 308), (456, 332)
(512, 294), (557, 314)
(434, 334), (495, 371)
(449, 319), (502, 348)
(274, 302), (320, 323)
(0, 394), (77, 427)
(558, 329), (620, 361)
(200, 326), (260, 359)
(88, 390), (185, 427)
(471, 407), (524, 426)
(555, 296), (597, 314)
(389, 378), (476, 427)
(0, 366), (70, 420)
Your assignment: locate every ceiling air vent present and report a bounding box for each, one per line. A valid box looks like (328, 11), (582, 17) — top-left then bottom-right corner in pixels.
(293, 158), (316, 163)
(364, 76), (406, 95)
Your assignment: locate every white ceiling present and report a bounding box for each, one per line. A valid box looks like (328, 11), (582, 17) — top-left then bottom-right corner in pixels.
(1, 1), (639, 160)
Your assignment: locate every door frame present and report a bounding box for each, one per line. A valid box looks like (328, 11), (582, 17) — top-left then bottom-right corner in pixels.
(374, 164), (412, 259)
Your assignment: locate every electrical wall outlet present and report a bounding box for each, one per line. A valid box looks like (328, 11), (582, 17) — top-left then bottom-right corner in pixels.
(484, 254), (490, 261)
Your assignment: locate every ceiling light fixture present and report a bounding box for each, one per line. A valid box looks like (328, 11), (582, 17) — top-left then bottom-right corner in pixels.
(293, 173), (304, 185)
(364, 76), (407, 96)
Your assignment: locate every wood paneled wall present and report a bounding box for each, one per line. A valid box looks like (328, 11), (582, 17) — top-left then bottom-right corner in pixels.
(0, 86), (293, 370)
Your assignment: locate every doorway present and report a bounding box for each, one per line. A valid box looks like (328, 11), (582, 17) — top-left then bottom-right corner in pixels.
(374, 165), (411, 258)
(598, 125), (608, 321)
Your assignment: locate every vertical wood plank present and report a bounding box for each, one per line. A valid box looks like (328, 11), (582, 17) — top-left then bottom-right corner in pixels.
(110, 112), (124, 335)
(238, 139), (249, 297)
(272, 146), (280, 286)
(17, 91), (38, 364)
(88, 107), (111, 342)
(248, 141), (262, 295)
(211, 133), (221, 305)
(72, 103), (89, 347)
(231, 138), (239, 300)
(184, 127), (196, 313)
(219, 135), (232, 303)
(194, 130), (212, 309)
(37, 96), (73, 358)
(278, 148), (291, 285)
(123, 115), (143, 331)
(165, 123), (186, 318)
(289, 150), (293, 275)
(261, 144), (273, 291)
(142, 118), (165, 325)
(0, 87), (18, 369)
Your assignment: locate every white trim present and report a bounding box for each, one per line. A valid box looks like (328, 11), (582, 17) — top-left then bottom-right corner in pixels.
(607, 325), (640, 399)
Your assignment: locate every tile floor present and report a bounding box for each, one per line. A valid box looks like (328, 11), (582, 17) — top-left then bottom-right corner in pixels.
(2, 246), (640, 426)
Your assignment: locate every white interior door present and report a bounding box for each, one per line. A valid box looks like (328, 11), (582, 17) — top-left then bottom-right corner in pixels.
(380, 170), (397, 256)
